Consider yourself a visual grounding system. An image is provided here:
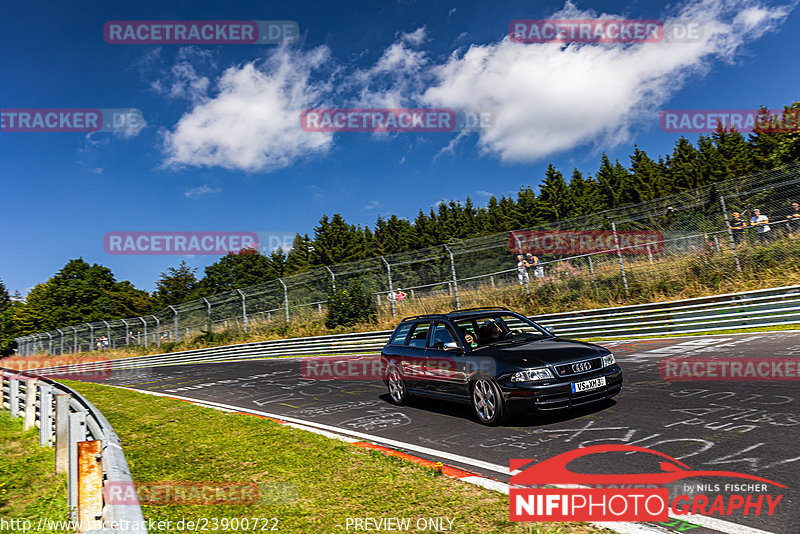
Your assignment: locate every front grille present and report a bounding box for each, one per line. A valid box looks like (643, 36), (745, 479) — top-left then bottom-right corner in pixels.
(554, 357), (602, 378)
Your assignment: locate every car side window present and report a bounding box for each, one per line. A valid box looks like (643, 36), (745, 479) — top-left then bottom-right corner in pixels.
(389, 322), (413, 345)
(429, 321), (457, 349)
(407, 322), (431, 348)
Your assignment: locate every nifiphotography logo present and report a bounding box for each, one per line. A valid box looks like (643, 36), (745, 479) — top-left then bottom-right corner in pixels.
(509, 444), (785, 522)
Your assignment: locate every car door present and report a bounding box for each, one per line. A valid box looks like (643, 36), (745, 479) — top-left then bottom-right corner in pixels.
(424, 321), (466, 397)
(399, 321), (431, 391)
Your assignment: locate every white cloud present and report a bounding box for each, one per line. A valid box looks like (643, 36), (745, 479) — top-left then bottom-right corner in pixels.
(184, 184), (222, 199)
(162, 45), (334, 172)
(363, 200), (384, 210)
(156, 0), (792, 171)
(420, 0), (792, 162)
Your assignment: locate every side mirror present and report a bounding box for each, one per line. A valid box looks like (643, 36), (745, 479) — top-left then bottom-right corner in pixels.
(443, 341), (463, 353)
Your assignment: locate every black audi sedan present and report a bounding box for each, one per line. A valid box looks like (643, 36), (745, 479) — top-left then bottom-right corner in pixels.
(380, 307), (622, 425)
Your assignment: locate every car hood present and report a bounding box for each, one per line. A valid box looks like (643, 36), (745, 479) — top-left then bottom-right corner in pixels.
(474, 337), (608, 368)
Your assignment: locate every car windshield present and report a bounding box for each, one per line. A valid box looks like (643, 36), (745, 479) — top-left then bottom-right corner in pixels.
(454, 313), (551, 347)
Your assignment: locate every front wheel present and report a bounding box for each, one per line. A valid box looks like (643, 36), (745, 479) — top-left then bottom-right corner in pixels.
(471, 378), (506, 426)
(387, 366), (410, 405)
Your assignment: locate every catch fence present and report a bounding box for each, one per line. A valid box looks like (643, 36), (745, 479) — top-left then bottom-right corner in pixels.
(15, 163), (800, 356)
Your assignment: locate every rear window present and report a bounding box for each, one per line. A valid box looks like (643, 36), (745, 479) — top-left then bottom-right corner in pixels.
(407, 322), (431, 348)
(389, 322), (413, 345)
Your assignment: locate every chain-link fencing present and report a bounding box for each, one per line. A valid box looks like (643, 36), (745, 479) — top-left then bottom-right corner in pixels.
(15, 163), (800, 356)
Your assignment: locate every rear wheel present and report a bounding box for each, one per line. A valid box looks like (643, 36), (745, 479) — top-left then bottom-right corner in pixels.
(471, 378), (506, 426)
(387, 366), (410, 405)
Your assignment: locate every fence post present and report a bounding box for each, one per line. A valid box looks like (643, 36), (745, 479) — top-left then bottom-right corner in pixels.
(71, 327), (78, 354)
(122, 319), (129, 346)
(203, 298), (212, 333)
(381, 256), (396, 318)
(237, 290), (248, 333)
(152, 315), (161, 347)
(718, 191), (743, 273)
(139, 317), (148, 348)
(325, 265), (336, 292)
(23, 378), (37, 430)
(45, 332), (52, 355)
(587, 255), (595, 275)
(57, 329), (64, 355)
(608, 218), (629, 295)
(168, 306), (179, 342)
(443, 244), (461, 310)
(278, 279), (290, 323)
(87, 324), (94, 351)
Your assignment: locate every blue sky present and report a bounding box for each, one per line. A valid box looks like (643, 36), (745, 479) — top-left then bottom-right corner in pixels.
(1, 0), (798, 295)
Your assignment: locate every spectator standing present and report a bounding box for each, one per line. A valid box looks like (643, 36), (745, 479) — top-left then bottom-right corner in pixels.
(527, 253), (544, 279)
(785, 201), (800, 235)
(750, 209), (771, 244)
(516, 254), (531, 285)
(729, 212), (747, 246)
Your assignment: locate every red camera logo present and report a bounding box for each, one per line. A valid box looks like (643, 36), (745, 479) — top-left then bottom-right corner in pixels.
(510, 445), (785, 522)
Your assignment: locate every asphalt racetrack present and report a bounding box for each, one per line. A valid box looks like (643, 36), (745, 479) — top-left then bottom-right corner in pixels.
(79, 332), (800, 534)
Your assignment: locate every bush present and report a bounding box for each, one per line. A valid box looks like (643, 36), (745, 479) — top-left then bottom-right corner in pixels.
(325, 280), (377, 328)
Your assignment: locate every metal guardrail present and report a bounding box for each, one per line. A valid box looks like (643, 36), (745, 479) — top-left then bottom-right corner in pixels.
(21, 285), (800, 377)
(0, 369), (146, 533)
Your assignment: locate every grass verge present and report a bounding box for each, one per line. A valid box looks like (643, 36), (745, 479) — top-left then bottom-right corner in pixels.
(62, 380), (609, 534)
(0, 412), (70, 534)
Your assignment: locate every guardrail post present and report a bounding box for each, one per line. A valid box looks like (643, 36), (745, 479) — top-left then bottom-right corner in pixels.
(39, 383), (53, 447)
(443, 244), (461, 310)
(77, 439), (103, 531)
(718, 192), (743, 273)
(68, 410), (87, 513)
(278, 279), (290, 323)
(381, 256), (396, 318)
(23, 378), (37, 430)
(608, 218), (629, 295)
(237, 290), (248, 333)
(54, 394), (69, 473)
(9, 377), (19, 417)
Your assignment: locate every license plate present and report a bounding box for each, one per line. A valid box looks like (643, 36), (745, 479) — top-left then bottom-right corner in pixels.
(571, 376), (606, 393)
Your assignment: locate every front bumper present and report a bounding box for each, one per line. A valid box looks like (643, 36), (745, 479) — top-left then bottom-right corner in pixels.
(502, 365), (622, 413)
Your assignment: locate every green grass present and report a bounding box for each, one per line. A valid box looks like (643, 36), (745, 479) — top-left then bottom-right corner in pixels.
(0, 412), (70, 534)
(61, 380), (611, 534)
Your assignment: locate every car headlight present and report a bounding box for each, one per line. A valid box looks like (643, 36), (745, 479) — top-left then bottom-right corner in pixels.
(511, 367), (554, 382)
(602, 353), (616, 367)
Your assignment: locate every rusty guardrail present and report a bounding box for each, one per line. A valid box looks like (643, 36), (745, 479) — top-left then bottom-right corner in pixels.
(1, 368), (146, 533)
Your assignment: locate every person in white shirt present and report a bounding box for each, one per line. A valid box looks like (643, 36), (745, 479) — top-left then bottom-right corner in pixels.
(750, 209), (771, 244)
(516, 254), (530, 285)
